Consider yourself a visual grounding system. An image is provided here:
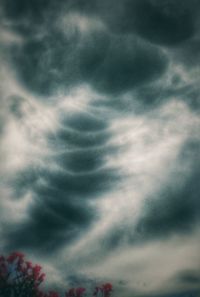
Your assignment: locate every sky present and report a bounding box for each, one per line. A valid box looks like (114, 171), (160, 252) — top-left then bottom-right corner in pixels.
(0, 0), (200, 296)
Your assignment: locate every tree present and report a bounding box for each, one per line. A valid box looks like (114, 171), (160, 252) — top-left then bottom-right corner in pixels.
(0, 252), (113, 297)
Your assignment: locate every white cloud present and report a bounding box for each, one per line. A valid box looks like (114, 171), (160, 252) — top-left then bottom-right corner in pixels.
(78, 229), (200, 295)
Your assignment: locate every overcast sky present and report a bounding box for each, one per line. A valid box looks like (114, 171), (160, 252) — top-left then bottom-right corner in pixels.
(0, 0), (200, 296)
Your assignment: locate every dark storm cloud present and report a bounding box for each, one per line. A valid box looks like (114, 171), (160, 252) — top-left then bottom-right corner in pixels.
(9, 25), (110, 96)
(0, 0), (62, 35)
(89, 0), (200, 76)
(37, 167), (117, 199)
(10, 32), (168, 96)
(172, 38), (200, 69)
(98, 0), (199, 46)
(134, 83), (200, 111)
(97, 0), (200, 73)
(1, 0), (93, 21)
(64, 112), (108, 132)
(1, 0), (97, 24)
(133, 140), (200, 242)
(53, 111), (114, 151)
(1, 0), (169, 98)
(2, 0), (200, 81)
(49, 127), (110, 149)
(10, 31), (82, 96)
(1, 0), (52, 21)
(4, 0), (199, 48)
(175, 270), (200, 285)
(127, 0), (196, 46)
(1, 0), (200, 295)
(89, 79), (200, 114)
(83, 36), (168, 94)
(6, 194), (95, 252)
(56, 150), (104, 173)
(5, 109), (119, 253)
(152, 290), (200, 297)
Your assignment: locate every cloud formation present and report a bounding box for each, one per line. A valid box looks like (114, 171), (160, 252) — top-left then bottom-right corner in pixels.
(0, 1), (200, 296)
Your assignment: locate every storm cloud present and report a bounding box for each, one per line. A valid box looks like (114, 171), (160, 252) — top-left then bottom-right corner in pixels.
(0, 1), (200, 297)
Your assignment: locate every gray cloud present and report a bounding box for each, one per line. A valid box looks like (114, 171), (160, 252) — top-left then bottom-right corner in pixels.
(96, 0), (199, 46)
(175, 270), (200, 285)
(3, 105), (120, 253)
(1, 0), (200, 296)
(9, 27), (168, 97)
(132, 140), (200, 243)
(83, 36), (168, 94)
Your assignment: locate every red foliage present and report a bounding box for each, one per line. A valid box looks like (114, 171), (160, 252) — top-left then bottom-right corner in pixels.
(0, 252), (113, 297)
(93, 283), (113, 297)
(65, 287), (86, 297)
